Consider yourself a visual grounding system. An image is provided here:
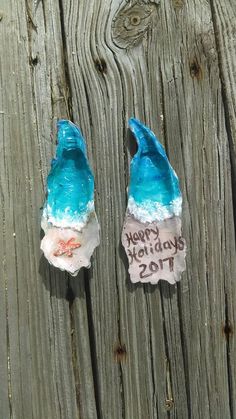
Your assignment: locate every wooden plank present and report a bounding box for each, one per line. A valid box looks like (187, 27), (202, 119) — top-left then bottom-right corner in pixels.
(210, 0), (236, 182)
(0, 1), (62, 417)
(209, 1), (236, 416)
(0, 0), (96, 418)
(61, 0), (236, 417)
(153, 2), (236, 417)
(1, 0), (236, 418)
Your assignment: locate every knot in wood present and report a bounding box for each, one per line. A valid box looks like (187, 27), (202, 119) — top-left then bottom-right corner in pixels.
(222, 320), (233, 340)
(112, 1), (159, 49)
(127, 15), (141, 27)
(29, 55), (39, 67)
(190, 58), (203, 80)
(165, 398), (174, 411)
(172, 0), (184, 9)
(94, 58), (107, 74)
(113, 343), (127, 363)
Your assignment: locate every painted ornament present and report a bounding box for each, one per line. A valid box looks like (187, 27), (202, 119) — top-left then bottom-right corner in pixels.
(41, 120), (100, 276)
(122, 118), (186, 284)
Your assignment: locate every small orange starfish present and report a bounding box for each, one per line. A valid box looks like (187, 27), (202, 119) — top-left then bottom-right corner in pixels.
(53, 238), (81, 257)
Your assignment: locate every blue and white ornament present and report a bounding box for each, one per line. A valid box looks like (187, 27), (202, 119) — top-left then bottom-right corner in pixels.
(41, 120), (100, 276)
(122, 118), (186, 284)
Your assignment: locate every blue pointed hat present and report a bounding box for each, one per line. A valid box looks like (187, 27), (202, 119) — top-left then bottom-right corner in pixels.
(44, 120), (94, 228)
(128, 118), (182, 221)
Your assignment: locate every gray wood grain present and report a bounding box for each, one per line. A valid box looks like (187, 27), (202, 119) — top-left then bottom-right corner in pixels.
(209, 1), (236, 416)
(0, 0), (96, 418)
(0, 0), (236, 418)
(210, 0), (236, 186)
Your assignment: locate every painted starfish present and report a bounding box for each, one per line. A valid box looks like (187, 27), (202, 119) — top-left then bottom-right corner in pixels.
(53, 238), (81, 257)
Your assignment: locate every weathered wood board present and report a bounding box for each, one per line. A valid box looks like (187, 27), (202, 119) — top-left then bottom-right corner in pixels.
(0, 0), (236, 418)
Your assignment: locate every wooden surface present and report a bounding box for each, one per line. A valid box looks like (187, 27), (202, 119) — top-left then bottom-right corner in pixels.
(1, 0), (236, 418)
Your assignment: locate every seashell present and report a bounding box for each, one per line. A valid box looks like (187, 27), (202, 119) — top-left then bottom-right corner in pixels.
(122, 118), (186, 284)
(41, 120), (100, 276)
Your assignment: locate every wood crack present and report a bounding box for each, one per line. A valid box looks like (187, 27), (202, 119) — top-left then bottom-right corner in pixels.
(58, 0), (73, 120)
(48, 275), (62, 418)
(176, 284), (191, 418)
(66, 280), (81, 414)
(224, 292), (234, 419)
(112, 53), (129, 187)
(84, 273), (102, 419)
(159, 285), (174, 415)
(144, 289), (158, 417)
(24, 0), (46, 189)
(5, 288), (13, 419)
(114, 247), (126, 419)
(1, 183), (13, 418)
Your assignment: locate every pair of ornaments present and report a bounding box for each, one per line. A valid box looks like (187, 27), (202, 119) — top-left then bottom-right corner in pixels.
(41, 118), (186, 284)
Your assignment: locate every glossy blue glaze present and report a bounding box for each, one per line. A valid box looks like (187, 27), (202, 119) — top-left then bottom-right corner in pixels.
(128, 118), (181, 218)
(45, 120), (94, 227)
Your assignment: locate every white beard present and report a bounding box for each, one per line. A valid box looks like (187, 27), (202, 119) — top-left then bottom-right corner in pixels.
(40, 212), (100, 276)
